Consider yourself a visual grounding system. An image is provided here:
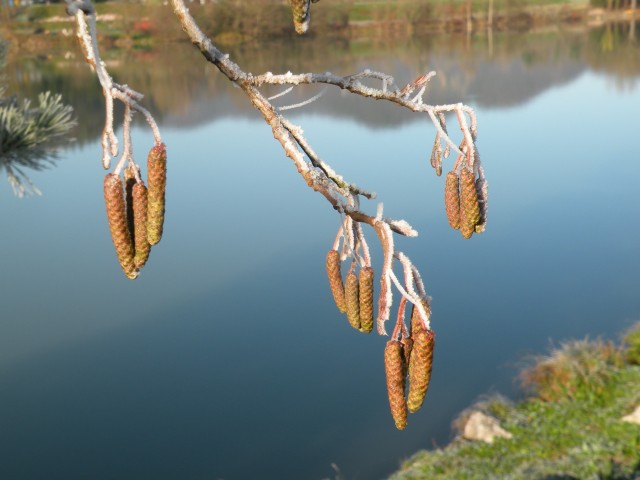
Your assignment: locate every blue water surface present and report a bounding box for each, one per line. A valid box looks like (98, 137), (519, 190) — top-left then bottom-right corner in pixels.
(1, 36), (639, 480)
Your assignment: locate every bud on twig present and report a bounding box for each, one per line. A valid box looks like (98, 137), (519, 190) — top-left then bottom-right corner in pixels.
(407, 329), (435, 413)
(359, 266), (375, 333)
(104, 173), (137, 279)
(147, 143), (167, 246)
(132, 181), (151, 269)
(345, 271), (361, 330)
(430, 134), (442, 177)
(384, 340), (408, 430)
(326, 250), (346, 313)
(444, 171), (461, 230)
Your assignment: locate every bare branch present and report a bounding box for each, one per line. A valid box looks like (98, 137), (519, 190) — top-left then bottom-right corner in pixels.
(68, 5), (163, 172)
(68, 0), (489, 428)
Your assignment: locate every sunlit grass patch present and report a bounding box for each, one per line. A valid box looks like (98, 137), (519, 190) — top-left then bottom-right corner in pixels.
(624, 321), (640, 366)
(390, 327), (640, 480)
(520, 338), (622, 402)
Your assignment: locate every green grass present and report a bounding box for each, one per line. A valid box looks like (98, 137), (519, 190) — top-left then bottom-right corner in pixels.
(390, 324), (640, 480)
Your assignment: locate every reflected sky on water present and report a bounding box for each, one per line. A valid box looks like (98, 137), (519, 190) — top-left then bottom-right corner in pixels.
(1, 27), (640, 480)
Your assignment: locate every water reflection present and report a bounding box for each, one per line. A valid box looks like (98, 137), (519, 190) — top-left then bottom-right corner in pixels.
(0, 23), (639, 480)
(4, 22), (639, 148)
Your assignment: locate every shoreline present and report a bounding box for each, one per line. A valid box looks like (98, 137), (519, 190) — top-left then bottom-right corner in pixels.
(1, 1), (638, 55)
(390, 324), (640, 479)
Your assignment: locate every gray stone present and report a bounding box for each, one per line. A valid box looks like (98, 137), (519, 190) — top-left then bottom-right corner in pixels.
(622, 405), (640, 425)
(462, 411), (513, 444)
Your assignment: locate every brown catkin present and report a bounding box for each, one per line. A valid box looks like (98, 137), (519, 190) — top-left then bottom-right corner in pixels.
(124, 165), (136, 241)
(475, 177), (488, 234)
(326, 250), (346, 313)
(147, 143), (167, 246)
(444, 171), (461, 230)
(132, 181), (151, 269)
(460, 168), (480, 239)
(345, 271), (360, 330)
(410, 299), (431, 336)
(407, 329), (435, 413)
(460, 220), (475, 239)
(358, 267), (374, 333)
(289, 0), (310, 34)
(384, 340), (408, 430)
(400, 336), (413, 379)
(104, 173), (137, 279)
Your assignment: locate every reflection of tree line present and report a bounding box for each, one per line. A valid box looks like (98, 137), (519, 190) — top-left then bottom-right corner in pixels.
(3, 22), (639, 146)
(587, 22), (640, 85)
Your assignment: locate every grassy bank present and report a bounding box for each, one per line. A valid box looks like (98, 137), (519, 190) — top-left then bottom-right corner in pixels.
(391, 323), (640, 479)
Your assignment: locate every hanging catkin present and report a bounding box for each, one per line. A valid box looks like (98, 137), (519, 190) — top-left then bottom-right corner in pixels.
(326, 250), (346, 313)
(410, 299), (431, 335)
(460, 168), (480, 239)
(475, 177), (488, 234)
(345, 271), (361, 330)
(358, 266), (375, 333)
(132, 181), (151, 269)
(400, 336), (413, 379)
(385, 340), (408, 430)
(124, 165), (137, 240)
(444, 171), (461, 230)
(104, 173), (137, 279)
(407, 329), (435, 413)
(147, 143), (167, 246)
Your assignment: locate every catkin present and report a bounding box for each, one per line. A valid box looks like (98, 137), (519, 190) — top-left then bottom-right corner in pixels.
(475, 177), (488, 234)
(400, 336), (413, 379)
(147, 143), (167, 246)
(288, 0), (310, 34)
(345, 271), (360, 330)
(460, 219), (475, 239)
(132, 181), (151, 269)
(326, 250), (346, 313)
(460, 168), (480, 239)
(410, 299), (431, 336)
(358, 267), (375, 333)
(104, 173), (137, 279)
(407, 329), (435, 413)
(444, 171), (461, 230)
(124, 165), (137, 240)
(385, 340), (408, 430)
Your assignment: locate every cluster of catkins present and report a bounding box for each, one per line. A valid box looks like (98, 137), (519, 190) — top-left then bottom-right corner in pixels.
(326, 250), (434, 429)
(385, 302), (435, 430)
(444, 166), (486, 239)
(326, 250), (375, 334)
(103, 144), (167, 279)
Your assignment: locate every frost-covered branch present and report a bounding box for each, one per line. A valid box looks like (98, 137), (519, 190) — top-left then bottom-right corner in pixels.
(169, 0), (487, 335)
(66, 0), (162, 172)
(66, 0), (489, 429)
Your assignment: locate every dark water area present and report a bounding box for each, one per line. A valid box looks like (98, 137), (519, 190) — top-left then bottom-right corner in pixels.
(1, 21), (640, 480)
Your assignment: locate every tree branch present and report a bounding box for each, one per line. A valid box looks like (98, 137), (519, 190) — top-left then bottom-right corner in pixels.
(67, 0), (489, 428)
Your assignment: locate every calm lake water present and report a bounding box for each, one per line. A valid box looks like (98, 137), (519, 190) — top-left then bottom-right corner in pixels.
(1, 22), (640, 480)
